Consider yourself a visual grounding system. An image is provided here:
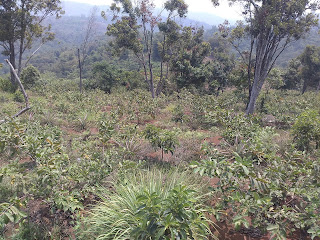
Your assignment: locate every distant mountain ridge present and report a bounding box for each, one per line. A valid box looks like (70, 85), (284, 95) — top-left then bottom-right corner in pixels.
(61, 0), (230, 28)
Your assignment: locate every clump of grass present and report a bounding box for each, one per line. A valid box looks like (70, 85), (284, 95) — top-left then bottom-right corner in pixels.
(77, 169), (214, 240)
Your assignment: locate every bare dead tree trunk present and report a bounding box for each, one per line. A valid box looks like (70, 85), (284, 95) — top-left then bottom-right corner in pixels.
(0, 59), (31, 124)
(17, 1), (26, 77)
(78, 6), (98, 94)
(148, 31), (155, 99)
(156, 35), (167, 96)
(78, 48), (83, 94)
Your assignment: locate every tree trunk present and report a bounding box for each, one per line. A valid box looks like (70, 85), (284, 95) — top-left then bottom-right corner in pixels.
(18, 6), (26, 77)
(18, 38), (24, 77)
(78, 48), (83, 94)
(150, 78), (155, 98)
(156, 35), (167, 96)
(246, 30), (274, 114)
(148, 53), (155, 98)
(302, 79), (307, 94)
(246, 79), (261, 114)
(0, 59), (31, 124)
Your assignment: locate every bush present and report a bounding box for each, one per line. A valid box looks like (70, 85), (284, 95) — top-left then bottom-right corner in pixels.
(0, 77), (18, 93)
(21, 65), (41, 89)
(77, 169), (213, 240)
(143, 124), (179, 160)
(13, 91), (24, 103)
(292, 110), (320, 151)
(86, 62), (147, 93)
(221, 113), (261, 145)
(87, 62), (118, 93)
(191, 145), (320, 239)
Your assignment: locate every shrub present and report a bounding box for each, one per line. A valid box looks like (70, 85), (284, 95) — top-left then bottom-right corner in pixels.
(21, 65), (41, 89)
(292, 110), (320, 151)
(0, 77), (18, 93)
(221, 113), (261, 145)
(77, 169), (213, 240)
(171, 104), (185, 123)
(87, 62), (118, 93)
(191, 148), (320, 239)
(13, 91), (24, 103)
(143, 125), (179, 160)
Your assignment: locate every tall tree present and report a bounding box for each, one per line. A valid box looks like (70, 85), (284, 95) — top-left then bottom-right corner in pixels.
(105, 0), (187, 98)
(0, 0), (63, 84)
(299, 45), (320, 93)
(218, 0), (319, 114)
(169, 26), (212, 89)
(156, 0), (188, 95)
(208, 33), (235, 94)
(283, 58), (302, 90)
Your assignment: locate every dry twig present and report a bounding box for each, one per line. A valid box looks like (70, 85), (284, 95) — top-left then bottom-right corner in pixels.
(0, 59), (31, 124)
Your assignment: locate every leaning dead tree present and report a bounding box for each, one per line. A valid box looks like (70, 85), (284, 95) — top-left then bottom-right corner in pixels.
(78, 6), (98, 94)
(0, 60), (31, 124)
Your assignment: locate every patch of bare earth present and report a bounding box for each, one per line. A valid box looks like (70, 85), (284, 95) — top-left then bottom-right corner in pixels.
(27, 199), (76, 239)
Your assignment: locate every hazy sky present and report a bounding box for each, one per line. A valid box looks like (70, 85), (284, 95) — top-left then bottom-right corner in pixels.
(64, 0), (243, 20)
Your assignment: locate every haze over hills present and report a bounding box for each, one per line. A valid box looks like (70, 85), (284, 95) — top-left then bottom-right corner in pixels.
(61, 0), (230, 28)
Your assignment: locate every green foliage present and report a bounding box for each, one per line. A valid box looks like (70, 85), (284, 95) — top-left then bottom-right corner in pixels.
(0, 120), (26, 156)
(10, 220), (47, 240)
(0, 202), (26, 227)
(171, 104), (184, 123)
(221, 0), (319, 114)
(0, 76), (18, 93)
(229, 62), (252, 92)
(299, 45), (320, 93)
(77, 169), (213, 240)
(113, 123), (142, 159)
(265, 68), (284, 90)
(87, 63), (147, 93)
(131, 185), (210, 239)
(144, 124), (178, 159)
(88, 61), (118, 93)
(0, 0), (63, 83)
(99, 118), (115, 147)
(183, 94), (221, 130)
(170, 27), (212, 89)
(13, 91), (24, 103)
(191, 146), (320, 239)
(20, 65), (41, 89)
(283, 59), (302, 90)
(207, 34), (235, 92)
(106, 0), (191, 97)
(0, 119), (113, 235)
(292, 110), (320, 151)
(221, 113), (261, 145)
(2, 72), (320, 239)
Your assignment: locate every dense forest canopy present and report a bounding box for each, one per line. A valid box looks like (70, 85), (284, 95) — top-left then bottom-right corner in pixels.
(1, 1), (320, 76)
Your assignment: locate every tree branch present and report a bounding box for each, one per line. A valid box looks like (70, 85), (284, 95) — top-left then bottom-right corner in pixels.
(0, 59), (31, 124)
(24, 42), (45, 67)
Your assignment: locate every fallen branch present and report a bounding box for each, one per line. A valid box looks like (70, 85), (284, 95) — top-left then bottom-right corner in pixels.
(0, 59), (31, 124)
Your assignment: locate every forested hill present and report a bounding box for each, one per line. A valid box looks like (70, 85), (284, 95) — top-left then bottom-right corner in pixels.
(61, 1), (220, 28)
(276, 27), (320, 67)
(0, 1), (216, 75)
(1, 0), (319, 76)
